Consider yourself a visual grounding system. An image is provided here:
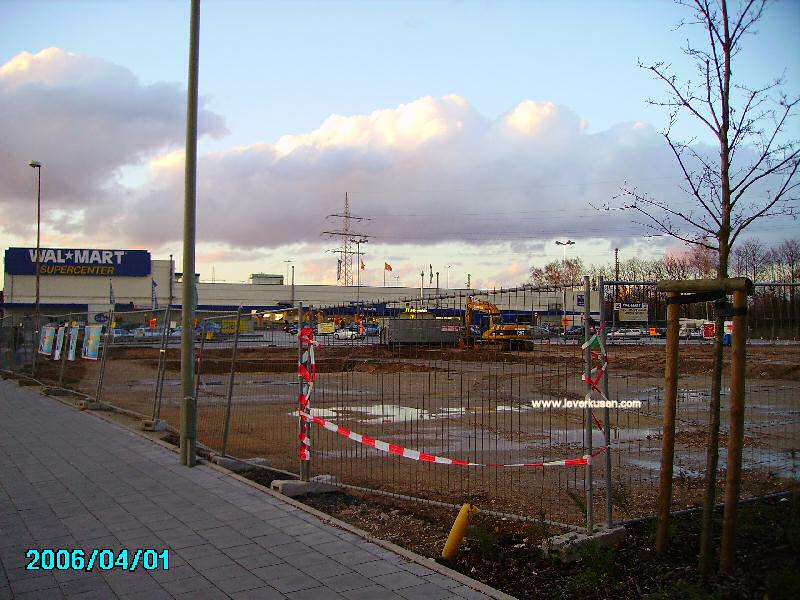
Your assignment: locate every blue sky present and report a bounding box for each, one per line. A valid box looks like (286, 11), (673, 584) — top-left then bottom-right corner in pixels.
(1, 0), (798, 287)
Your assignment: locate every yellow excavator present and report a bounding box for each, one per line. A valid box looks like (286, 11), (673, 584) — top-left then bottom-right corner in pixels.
(464, 296), (532, 349)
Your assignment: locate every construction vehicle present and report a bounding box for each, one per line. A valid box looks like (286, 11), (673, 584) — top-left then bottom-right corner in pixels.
(463, 296), (532, 349)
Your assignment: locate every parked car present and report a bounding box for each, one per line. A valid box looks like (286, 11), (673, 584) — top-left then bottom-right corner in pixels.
(112, 328), (134, 342)
(608, 328), (640, 340)
(363, 323), (382, 336)
(564, 325), (584, 338)
(132, 327), (160, 338)
(334, 328), (364, 340)
(530, 326), (552, 339)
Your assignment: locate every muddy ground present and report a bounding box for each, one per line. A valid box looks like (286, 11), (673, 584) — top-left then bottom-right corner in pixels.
(29, 340), (800, 527)
(293, 490), (800, 600)
(106, 342), (800, 380)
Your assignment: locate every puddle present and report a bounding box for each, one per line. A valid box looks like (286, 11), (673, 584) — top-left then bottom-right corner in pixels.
(345, 405), (428, 423)
(545, 428), (658, 446)
(625, 447), (800, 481)
(287, 404), (496, 424)
(288, 407), (339, 419)
(627, 457), (705, 479)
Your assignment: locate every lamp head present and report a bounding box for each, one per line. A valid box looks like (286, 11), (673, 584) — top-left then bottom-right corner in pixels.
(29, 160), (41, 168)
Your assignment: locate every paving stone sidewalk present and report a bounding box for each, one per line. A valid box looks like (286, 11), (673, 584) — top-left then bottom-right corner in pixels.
(0, 380), (498, 600)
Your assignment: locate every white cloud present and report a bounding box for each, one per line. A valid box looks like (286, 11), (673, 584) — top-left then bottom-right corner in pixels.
(0, 48), (226, 240)
(117, 93), (686, 255)
(6, 49), (791, 286)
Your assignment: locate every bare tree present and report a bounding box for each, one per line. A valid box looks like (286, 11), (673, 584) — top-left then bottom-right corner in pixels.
(772, 237), (800, 283)
(733, 238), (769, 279)
(529, 258), (584, 287)
(615, 0), (799, 576)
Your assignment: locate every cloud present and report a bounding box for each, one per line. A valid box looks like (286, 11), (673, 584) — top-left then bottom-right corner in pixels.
(0, 48), (226, 239)
(9, 49), (789, 286)
(118, 94), (686, 251)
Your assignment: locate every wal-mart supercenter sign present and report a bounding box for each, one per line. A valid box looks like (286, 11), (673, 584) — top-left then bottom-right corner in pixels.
(4, 248), (151, 277)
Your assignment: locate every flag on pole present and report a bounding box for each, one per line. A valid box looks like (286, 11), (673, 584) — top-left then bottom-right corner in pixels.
(384, 262), (392, 271)
(151, 278), (159, 309)
(361, 259), (366, 270)
(109, 279), (115, 305)
(429, 264), (433, 285)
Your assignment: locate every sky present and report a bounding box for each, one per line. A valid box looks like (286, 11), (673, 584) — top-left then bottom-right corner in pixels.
(1, 0), (798, 290)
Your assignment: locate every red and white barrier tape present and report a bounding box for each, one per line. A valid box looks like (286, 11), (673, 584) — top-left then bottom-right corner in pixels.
(299, 410), (607, 468)
(580, 320), (610, 432)
(298, 326), (318, 461)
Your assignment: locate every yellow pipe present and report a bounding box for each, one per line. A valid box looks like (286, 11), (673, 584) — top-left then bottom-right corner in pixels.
(441, 503), (478, 560)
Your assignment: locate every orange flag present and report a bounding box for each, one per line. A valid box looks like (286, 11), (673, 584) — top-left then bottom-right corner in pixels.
(384, 262), (392, 271)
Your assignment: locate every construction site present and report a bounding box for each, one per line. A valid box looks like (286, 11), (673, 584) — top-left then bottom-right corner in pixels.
(4, 281), (797, 522)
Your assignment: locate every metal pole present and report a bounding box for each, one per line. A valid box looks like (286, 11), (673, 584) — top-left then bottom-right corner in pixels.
(152, 306), (171, 422)
(193, 319), (207, 406)
(612, 248), (619, 332)
(168, 254), (174, 306)
(94, 310), (114, 403)
(31, 164), (42, 376)
(57, 323), (69, 388)
(583, 275), (593, 534)
(180, 0), (200, 467)
(599, 277), (613, 527)
(720, 289), (748, 573)
(656, 291), (680, 554)
(297, 302), (310, 481)
(291, 265), (295, 305)
(222, 306), (242, 457)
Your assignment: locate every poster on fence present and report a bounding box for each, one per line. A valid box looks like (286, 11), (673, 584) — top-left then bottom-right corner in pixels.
(53, 327), (66, 361)
(67, 326), (79, 361)
(38, 326), (56, 355)
(82, 325), (103, 360)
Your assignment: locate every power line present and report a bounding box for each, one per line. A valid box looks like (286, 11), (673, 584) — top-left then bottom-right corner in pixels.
(321, 192), (373, 285)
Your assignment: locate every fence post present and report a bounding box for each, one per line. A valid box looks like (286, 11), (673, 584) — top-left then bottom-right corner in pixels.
(583, 276), (594, 534)
(192, 319), (207, 409)
(720, 288), (749, 573)
(152, 306), (172, 422)
(598, 277), (613, 528)
(656, 292), (680, 555)
(297, 302), (311, 482)
(57, 321), (69, 388)
(222, 306), (243, 457)
(94, 310), (114, 403)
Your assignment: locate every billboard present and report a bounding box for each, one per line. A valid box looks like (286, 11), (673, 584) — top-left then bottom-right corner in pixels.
(614, 302), (648, 322)
(4, 248), (150, 277)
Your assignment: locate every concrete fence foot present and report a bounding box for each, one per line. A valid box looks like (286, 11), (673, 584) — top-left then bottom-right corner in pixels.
(140, 419), (168, 432)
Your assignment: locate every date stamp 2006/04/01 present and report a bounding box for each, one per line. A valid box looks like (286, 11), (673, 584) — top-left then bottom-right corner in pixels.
(26, 549), (169, 572)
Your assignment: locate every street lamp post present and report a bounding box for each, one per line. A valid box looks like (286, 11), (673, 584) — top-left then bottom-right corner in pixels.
(29, 160), (42, 372)
(446, 265), (451, 289)
(555, 240), (575, 342)
(284, 260), (293, 285)
(351, 237), (368, 301)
